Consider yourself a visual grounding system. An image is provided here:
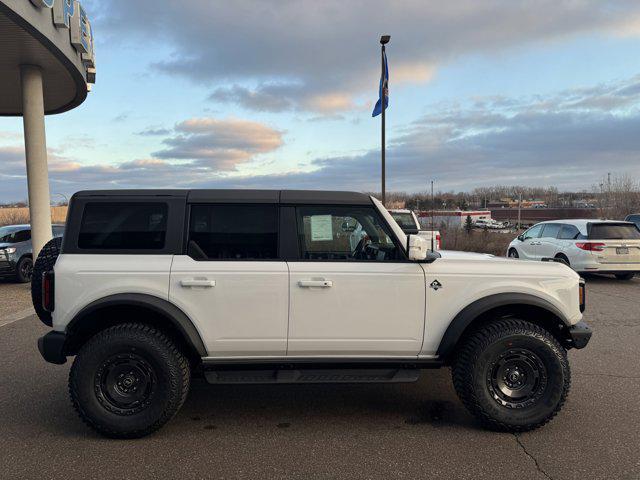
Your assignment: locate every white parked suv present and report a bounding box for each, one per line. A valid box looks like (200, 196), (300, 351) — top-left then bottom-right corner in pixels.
(34, 190), (590, 438)
(507, 219), (640, 280)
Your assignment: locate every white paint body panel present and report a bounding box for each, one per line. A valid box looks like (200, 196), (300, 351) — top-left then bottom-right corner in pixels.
(421, 252), (582, 355)
(52, 254), (174, 332)
(287, 262), (425, 356)
(169, 256), (289, 356)
(52, 206), (583, 362)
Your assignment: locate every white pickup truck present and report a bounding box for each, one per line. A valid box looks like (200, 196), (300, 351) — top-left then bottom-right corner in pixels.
(33, 189), (590, 438)
(389, 209), (441, 250)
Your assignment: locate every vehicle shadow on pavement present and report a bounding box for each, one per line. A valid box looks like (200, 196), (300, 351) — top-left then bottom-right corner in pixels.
(176, 371), (478, 433)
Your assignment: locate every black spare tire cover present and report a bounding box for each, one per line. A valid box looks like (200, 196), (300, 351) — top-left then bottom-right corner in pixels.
(31, 236), (63, 326)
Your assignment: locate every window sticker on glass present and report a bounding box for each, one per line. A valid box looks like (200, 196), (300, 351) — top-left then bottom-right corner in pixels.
(310, 215), (333, 241)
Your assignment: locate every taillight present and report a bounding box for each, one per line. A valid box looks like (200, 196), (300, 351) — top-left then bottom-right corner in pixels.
(436, 234), (441, 250)
(579, 279), (586, 312)
(575, 242), (605, 251)
(42, 271), (55, 312)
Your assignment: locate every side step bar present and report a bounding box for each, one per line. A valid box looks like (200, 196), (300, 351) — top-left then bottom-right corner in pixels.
(204, 368), (421, 384)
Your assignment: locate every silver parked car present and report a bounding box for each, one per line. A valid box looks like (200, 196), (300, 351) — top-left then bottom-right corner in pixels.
(507, 219), (640, 280)
(0, 224), (64, 283)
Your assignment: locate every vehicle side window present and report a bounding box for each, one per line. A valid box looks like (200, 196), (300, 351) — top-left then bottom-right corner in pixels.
(558, 224), (582, 240)
(53, 226), (65, 237)
(78, 203), (168, 250)
(13, 230), (31, 243)
(188, 204), (278, 260)
(296, 206), (400, 261)
(540, 223), (561, 239)
(522, 224), (543, 240)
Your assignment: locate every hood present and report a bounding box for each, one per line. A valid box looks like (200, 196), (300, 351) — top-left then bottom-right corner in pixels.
(0, 243), (12, 249)
(437, 250), (496, 260)
(434, 249), (579, 280)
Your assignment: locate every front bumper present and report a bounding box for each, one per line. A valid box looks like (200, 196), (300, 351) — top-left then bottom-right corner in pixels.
(0, 258), (17, 276)
(565, 321), (592, 349)
(37, 331), (67, 364)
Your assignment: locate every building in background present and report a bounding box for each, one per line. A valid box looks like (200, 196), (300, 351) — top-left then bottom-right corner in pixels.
(0, 0), (95, 255)
(416, 210), (492, 229)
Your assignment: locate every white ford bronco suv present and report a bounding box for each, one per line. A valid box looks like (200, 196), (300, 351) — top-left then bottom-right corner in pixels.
(33, 189), (591, 438)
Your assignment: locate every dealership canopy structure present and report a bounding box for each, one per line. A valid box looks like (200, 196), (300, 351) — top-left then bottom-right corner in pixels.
(0, 0), (95, 255)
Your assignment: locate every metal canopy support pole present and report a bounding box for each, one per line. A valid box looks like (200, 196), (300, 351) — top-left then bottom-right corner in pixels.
(20, 65), (52, 258)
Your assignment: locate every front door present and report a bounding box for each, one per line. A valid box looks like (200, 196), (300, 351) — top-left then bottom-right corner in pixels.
(518, 224), (544, 260)
(169, 203), (288, 357)
(287, 205), (426, 357)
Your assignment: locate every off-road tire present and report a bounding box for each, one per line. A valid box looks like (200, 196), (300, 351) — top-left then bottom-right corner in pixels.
(452, 318), (570, 432)
(30, 236), (63, 325)
(15, 256), (33, 283)
(69, 323), (190, 439)
(615, 273), (635, 281)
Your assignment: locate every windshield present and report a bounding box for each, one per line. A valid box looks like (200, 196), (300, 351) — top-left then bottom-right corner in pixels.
(390, 212), (418, 230)
(371, 197), (407, 251)
(0, 226), (24, 244)
(589, 223), (640, 240)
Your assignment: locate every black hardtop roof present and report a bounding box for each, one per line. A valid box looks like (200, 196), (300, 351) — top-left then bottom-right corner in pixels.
(72, 189), (373, 205)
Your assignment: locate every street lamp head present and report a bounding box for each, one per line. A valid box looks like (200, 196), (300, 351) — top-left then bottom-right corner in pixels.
(380, 35), (391, 45)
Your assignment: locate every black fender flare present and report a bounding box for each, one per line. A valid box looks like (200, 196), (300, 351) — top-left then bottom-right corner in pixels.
(436, 293), (570, 359)
(67, 293), (207, 357)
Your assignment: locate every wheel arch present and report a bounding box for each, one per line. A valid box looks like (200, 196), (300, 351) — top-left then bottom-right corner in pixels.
(65, 293), (207, 360)
(436, 293), (571, 363)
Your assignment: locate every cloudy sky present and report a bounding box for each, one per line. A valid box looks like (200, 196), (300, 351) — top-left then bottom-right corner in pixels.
(2, 0), (640, 201)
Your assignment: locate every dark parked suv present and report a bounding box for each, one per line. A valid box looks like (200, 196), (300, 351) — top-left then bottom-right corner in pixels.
(0, 224), (64, 282)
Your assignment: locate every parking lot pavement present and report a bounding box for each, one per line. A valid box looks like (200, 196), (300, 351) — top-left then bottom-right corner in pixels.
(0, 276), (638, 480)
(0, 279), (33, 326)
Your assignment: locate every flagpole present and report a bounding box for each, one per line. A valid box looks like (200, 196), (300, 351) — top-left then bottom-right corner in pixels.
(379, 35), (390, 206)
(381, 42), (386, 207)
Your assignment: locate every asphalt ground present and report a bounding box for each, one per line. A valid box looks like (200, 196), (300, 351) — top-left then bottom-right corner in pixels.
(0, 275), (639, 480)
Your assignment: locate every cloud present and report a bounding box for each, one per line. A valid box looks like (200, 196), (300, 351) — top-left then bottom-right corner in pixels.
(88, 0), (640, 113)
(2, 75), (640, 201)
(136, 127), (172, 137)
(153, 117), (284, 170)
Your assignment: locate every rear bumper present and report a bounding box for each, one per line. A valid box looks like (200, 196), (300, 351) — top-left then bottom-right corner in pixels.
(37, 331), (67, 364)
(565, 321), (592, 349)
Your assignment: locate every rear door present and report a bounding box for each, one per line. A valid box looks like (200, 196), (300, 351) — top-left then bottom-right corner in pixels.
(287, 204), (425, 357)
(169, 203), (289, 357)
(588, 223), (640, 266)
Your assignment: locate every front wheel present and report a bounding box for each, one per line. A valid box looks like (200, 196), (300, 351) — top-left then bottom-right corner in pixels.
(69, 323), (190, 438)
(452, 318), (570, 432)
(508, 248), (519, 258)
(15, 256), (33, 283)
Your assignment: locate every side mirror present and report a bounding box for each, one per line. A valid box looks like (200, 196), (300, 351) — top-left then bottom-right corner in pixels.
(517, 234), (524, 242)
(407, 234), (428, 261)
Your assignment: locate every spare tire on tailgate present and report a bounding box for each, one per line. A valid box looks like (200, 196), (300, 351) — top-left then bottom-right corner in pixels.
(31, 236), (63, 326)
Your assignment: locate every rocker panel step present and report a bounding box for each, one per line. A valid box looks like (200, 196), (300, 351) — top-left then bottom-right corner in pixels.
(204, 368), (421, 384)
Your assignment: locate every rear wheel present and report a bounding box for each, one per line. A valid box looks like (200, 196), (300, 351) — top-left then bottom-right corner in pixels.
(69, 323), (190, 438)
(452, 318), (570, 432)
(615, 273), (635, 281)
(554, 254), (570, 267)
(15, 256), (33, 283)
(508, 248), (519, 258)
